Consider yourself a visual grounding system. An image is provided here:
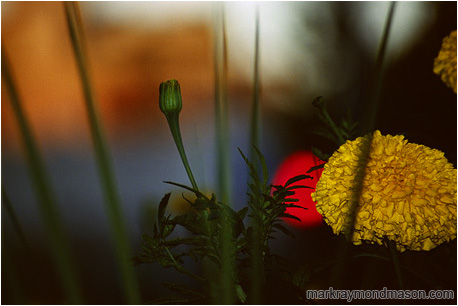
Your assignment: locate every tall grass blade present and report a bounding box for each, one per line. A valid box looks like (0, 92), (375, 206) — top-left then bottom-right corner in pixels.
(63, 2), (140, 303)
(213, 3), (234, 304)
(363, 2), (396, 133)
(2, 48), (83, 304)
(248, 6), (263, 304)
(213, 3), (232, 206)
(249, 6), (261, 160)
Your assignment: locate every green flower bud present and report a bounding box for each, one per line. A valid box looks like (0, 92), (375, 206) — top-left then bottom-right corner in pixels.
(159, 79), (182, 117)
(158, 79), (200, 192)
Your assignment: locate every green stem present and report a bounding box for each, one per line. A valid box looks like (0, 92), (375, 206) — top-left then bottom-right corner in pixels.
(166, 115), (199, 192)
(165, 247), (205, 282)
(2, 47), (83, 304)
(248, 10), (264, 303)
(213, 2), (232, 206)
(213, 4), (234, 304)
(249, 6), (261, 160)
(363, 2), (396, 133)
(63, 2), (140, 304)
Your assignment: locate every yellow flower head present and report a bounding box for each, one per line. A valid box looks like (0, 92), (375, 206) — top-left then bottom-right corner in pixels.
(312, 130), (457, 252)
(434, 30), (457, 93)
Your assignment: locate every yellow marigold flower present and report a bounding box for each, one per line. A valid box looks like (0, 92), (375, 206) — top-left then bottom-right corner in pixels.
(434, 30), (457, 93)
(312, 130), (457, 252)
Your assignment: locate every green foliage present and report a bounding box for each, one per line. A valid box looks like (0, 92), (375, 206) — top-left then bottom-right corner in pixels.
(311, 96), (360, 161)
(239, 147), (311, 251)
(133, 148), (315, 303)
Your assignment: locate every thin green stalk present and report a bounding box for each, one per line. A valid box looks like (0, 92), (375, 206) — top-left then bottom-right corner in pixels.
(2, 48), (83, 304)
(363, 2), (396, 134)
(213, 2), (231, 206)
(333, 2), (397, 288)
(63, 2), (140, 304)
(249, 6), (261, 159)
(249, 6), (263, 304)
(166, 114), (199, 191)
(213, 4), (234, 304)
(159, 80), (199, 191)
(165, 247), (205, 282)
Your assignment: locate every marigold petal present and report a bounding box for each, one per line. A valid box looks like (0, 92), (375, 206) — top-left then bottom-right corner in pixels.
(314, 130), (457, 252)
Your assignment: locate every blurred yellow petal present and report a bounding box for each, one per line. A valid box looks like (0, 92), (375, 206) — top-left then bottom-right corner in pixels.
(434, 30), (457, 94)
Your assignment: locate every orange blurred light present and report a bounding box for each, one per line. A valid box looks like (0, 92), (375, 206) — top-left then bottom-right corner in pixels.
(272, 151), (325, 228)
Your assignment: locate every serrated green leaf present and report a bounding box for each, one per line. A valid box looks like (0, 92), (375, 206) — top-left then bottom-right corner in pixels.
(279, 212), (302, 222)
(311, 147), (331, 162)
(340, 128), (350, 139)
(254, 146), (269, 187)
(284, 174), (312, 187)
(164, 181), (208, 200)
(239, 148), (261, 186)
(283, 204), (306, 211)
(158, 193), (171, 223)
(306, 162), (325, 173)
(284, 185), (314, 192)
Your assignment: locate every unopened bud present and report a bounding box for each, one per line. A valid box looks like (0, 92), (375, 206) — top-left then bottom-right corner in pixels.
(158, 79), (200, 192)
(159, 79), (182, 117)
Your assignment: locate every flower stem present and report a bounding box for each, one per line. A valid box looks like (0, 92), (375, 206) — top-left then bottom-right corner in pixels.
(165, 114), (200, 192)
(165, 247), (205, 282)
(213, 4), (234, 304)
(64, 2), (140, 304)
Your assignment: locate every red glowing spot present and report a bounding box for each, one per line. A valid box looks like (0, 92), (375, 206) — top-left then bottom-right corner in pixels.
(272, 151), (325, 228)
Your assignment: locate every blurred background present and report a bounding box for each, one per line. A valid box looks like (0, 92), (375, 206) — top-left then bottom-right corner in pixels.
(2, 1), (456, 304)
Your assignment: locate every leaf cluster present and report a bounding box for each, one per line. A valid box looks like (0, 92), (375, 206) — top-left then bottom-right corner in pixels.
(240, 147), (312, 255)
(311, 96), (360, 161)
(133, 148), (316, 303)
